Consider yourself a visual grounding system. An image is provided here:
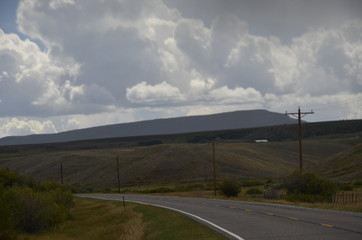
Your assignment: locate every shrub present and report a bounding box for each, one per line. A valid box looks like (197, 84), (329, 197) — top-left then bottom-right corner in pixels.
(220, 178), (240, 198)
(51, 187), (74, 209)
(337, 183), (353, 191)
(143, 187), (175, 193)
(281, 171), (337, 202)
(0, 169), (73, 235)
(11, 187), (67, 233)
(137, 139), (162, 146)
(240, 179), (264, 187)
(354, 180), (362, 187)
(246, 188), (262, 195)
(0, 185), (17, 240)
(285, 193), (329, 203)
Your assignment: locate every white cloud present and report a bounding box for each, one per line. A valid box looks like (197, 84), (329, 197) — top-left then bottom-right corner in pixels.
(0, 28), (117, 116)
(291, 21), (362, 95)
(0, 118), (57, 137)
(0, 0), (361, 137)
(49, 0), (75, 10)
(209, 86), (263, 105)
(126, 81), (185, 104)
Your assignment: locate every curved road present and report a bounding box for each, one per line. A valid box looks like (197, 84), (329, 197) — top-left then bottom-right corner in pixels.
(79, 194), (362, 240)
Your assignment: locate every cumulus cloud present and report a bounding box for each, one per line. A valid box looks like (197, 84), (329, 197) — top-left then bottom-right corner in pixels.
(209, 86), (263, 105)
(0, 0), (361, 137)
(126, 81), (185, 104)
(49, 0), (75, 10)
(0, 118), (57, 136)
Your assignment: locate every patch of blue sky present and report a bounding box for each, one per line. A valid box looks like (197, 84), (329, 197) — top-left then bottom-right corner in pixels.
(0, 0), (46, 52)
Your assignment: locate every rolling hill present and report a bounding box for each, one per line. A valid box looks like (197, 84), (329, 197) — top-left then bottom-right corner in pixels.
(0, 139), (358, 190)
(0, 119), (361, 190)
(0, 109), (297, 146)
(314, 143), (362, 181)
(0, 108), (361, 191)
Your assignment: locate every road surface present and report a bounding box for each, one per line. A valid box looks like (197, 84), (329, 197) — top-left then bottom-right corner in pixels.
(79, 194), (362, 240)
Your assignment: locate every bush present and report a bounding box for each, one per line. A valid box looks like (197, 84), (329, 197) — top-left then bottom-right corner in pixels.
(0, 186), (17, 240)
(11, 187), (68, 233)
(0, 169), (73, 235)
(50, 187), (74, 209)
(220, 178), (240, 198)
(281, 171), (337, 202)
(0, 168), (36, 188)
(285, 193), (330, 203)
(240, 179), (265, 187)
(246, 188), (262, 195)
(137, 139), (162, 146)
(142, 187), (175, 193)
(353, 180), (362, 187)
(337, 183), (353, 191)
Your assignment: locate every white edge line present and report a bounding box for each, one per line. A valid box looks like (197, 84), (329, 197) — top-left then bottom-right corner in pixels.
(83, 196), (245, 240)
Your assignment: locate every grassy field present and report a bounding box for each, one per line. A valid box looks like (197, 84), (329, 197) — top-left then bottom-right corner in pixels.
(20, 197), (225, 240)
(0, 138), (359, 191)
(0, 120), (361, 191)
(314, 143), (362, 180)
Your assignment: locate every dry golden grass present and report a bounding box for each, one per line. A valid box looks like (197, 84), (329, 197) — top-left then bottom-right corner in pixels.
(20, 197), (225, 240)
(20, 198), (145, 240)
(2, 137), (358, 190)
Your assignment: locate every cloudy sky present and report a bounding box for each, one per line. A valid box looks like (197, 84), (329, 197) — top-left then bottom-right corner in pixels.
(0, 0), (361, 137)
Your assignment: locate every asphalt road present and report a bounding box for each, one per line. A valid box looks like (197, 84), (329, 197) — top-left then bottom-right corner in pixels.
(79, 194), (362, 240)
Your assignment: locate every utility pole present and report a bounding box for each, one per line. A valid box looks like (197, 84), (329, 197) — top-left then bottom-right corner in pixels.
(60, 162), (64, 184)
(212, 139), (217, 196)
(285, 107), (314, 172)
(116, 156), (121, 193)
(210, 138), (222, 196)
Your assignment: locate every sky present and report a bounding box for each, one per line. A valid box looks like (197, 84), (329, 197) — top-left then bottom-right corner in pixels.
(0, 0), (361, 137)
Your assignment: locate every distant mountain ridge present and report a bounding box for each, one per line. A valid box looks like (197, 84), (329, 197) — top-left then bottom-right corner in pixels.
(0, 109), (298, 146)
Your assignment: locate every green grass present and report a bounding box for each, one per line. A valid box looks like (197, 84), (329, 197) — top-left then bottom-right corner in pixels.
(132, 203), (225, 240)
(20, 198), (225, 240)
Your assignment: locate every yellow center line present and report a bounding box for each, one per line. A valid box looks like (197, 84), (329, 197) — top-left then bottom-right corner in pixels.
(288, 217), (299, 221)
(321, 223), (333, 228)
(244, 209), (252, 212)
(264, 212), (274, 216)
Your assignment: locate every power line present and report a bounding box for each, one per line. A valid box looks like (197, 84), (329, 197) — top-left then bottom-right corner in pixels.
(304, 95), (362, 112)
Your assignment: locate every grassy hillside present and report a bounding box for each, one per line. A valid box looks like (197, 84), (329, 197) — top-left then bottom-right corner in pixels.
(314, 143), (362, 181)
(0, 120), (361, 191)
(0, 139), (358, 191)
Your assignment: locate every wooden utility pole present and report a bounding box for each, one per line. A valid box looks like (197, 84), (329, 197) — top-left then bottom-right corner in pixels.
(212, 139), (217, 196)
(116, 156), (121, 193)
(60, 162), (64, 184)
(285, 107), (314, 172)
(212, 139), (216, 196)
